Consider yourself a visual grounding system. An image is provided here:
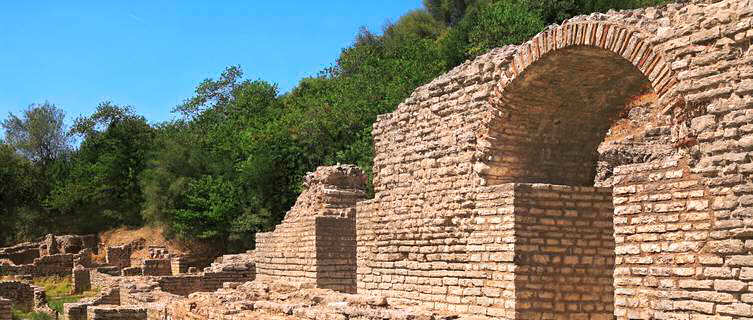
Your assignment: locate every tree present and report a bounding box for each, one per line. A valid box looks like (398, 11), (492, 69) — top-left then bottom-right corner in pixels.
(1, 102), (70, 165)
(423, 0), (477, 26)
(46, 102), (154, 230)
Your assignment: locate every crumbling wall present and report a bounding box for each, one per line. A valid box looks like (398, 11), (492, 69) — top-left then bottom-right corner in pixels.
(0, 281), (49, 314)
(0, 254), (74, 277)
(253, 165), (366, 292)
(0, 243), (39, 265)
(156, 270), (254, 296)
(0, 298), (10, 320)
(73, 266), (92, 294)
(64, 287), (121, 320)
(141, 259), (171, 276)
(86, 306), (146, 320)
(106, 246), (132, 270)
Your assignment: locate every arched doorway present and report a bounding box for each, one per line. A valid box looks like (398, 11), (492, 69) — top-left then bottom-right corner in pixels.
(476, 23), (678, 318)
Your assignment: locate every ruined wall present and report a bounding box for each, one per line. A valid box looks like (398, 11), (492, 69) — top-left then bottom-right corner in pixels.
(0, 254), (74, 277)
(0, 298), (10, 320)
(86, 306), (146, 320)
(106, 246), (131, 270)
(73, 267), (92, 294)
(141, 259), (171, 276)
(0, 243), (39, 265)
(0, 281), (49, 314)
(253, 165), (366, 292)
(156, 270), (254, 296)
(65, 287), (121, 320)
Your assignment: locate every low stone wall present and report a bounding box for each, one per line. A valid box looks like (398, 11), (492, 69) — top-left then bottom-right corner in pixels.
(0, 280), (50, 315)
(86, 306), (146, 320)
(0, 281), (36, 311)
(0, 243), (39, 265)
(157, 270), (254, 296)
(0, 298), (10, 320)
(64, 287), (121, 320)
(0, 254), (74, 277)
(141, 259), (171, 276)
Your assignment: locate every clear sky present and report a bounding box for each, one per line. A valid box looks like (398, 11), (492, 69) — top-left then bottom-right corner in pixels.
(0, 1), (423, 129)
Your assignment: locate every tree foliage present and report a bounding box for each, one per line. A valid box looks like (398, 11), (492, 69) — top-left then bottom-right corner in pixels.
(2, 102), (70, 165)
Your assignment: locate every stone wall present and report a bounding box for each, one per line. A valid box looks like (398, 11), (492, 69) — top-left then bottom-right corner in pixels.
(0, 298), (10, 320)
(315, 216), (357, 293)
(513, 184), (615, 319)
(0, 281), (47, 313)
(156, 270), (254, 296)
(253, 165), (366, 292)
(0, 243), (39, 265)
(73, 267), (91, 294)
(353, 0), (753, 318)
(64, 287), (121, 320)
(86, 306), (146, 320)
(105, 246), (131, 270)
(141, 259), (171, 276)
(357, 183), (517, 317)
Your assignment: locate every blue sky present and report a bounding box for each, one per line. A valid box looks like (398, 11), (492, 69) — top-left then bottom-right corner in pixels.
(0, 1), (422, 129)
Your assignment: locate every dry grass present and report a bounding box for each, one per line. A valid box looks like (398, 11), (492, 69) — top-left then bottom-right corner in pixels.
(94, 226), (214, 263)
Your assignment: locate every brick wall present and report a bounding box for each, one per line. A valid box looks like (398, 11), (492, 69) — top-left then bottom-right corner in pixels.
(73, 267), (91, 294)
(513, 184), (614, 319)
(0, 298), (10, 320)
(141, 259), (171, 276)
(612, 158), (718, 318)
(357, 184), (517, 317)
(253, 165), (366, 292)
(156, 271), (254, 296)
(86, 306), (146, 320)
(106, 246), (131, 270)
(315, 216), (356, 293)
(64, 287), (121, 320)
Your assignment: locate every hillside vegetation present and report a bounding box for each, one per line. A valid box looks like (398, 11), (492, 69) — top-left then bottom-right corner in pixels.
(0, 0), (667, 251)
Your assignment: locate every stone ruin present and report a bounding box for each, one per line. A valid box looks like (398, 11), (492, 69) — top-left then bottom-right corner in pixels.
(0, 234), (97, 278)
(1, 0), (752, 319)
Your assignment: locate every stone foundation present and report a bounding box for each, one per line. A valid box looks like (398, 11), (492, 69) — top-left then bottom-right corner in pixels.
(86, 306), (146, 320)
(156, 270), (255, 296)
(64, 287), (121, 320)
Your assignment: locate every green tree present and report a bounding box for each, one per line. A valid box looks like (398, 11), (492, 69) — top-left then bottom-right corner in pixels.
(46, 102), (154, 230)
(423, 0), (477, 26)
(142, 69), (281, 250)
(1, 102), (70, 165)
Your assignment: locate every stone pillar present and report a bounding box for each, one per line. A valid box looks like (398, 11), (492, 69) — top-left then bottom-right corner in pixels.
(0, 298), (10, 320)
(72, 266), (91, 294)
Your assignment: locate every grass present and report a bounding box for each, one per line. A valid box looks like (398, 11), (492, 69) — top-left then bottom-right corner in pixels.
(5, 276), (101, 319)
(32, 276), (99, 314)
(11, 308), (51, 320)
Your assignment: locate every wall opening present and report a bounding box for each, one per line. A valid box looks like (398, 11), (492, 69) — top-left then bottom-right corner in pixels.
(486, 46), (656, 187)
(489, 45), (659, 318)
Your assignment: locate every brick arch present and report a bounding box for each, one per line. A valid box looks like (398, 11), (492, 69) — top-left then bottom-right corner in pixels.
(478, 21), (680, 187)
(497, 21), (678, 99)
